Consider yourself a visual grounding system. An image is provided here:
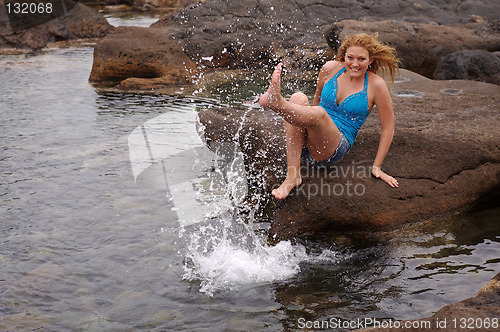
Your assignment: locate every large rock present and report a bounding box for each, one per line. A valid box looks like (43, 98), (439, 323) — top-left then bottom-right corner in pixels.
(359, 272), (500, 331)
(434, 49), (500, 85)
(198, 69), (500, 243)
(151, 0), (500, 73)
(89, 26), (199, 88)
(90, 0), (500, 88)
(0, 2), (113, 52)
(157, 0), (500, 28)
(325, 19), (500, 79)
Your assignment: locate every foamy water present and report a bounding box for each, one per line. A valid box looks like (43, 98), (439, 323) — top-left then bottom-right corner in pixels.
(182, 214), (341, 296)
(184, 237), (308, 296)
(128, 104), (341, 296)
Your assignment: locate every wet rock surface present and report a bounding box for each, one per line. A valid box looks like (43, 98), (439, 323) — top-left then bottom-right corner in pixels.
(152, 0), (500, 26)
(198, 70), (500, 243)
(358, 272), (500, 331)
(0, 2), (113, 52)
(198, 104), (285, 202)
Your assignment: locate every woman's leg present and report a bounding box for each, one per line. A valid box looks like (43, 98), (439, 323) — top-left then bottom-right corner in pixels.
(272, 93), (308, 199)
(260, 63), (342, 166)
(259, 63), (325, 127)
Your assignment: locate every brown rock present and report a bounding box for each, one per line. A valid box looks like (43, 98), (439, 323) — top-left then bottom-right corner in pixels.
(358, 272), (500, 331)
(151, 0), (500, 74)
(198, 70), (500, 243)
(86, 0), (500, 90)
(89, 26), (199, 88)
(0, 2), (113, 52)
(325, 19), (500, 79)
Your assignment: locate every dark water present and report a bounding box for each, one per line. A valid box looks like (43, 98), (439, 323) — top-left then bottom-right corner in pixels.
(0, 15), (499, 332)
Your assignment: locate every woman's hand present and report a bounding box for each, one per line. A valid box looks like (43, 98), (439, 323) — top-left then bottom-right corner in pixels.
(372, 166), (399, 188)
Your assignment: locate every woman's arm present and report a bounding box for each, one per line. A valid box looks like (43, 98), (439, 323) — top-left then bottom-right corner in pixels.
(371, 77), (399, 188)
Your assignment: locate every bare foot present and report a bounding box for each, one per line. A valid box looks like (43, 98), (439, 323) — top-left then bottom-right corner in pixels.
(259, 63), (285, 111)
(272, 175), (302, 200)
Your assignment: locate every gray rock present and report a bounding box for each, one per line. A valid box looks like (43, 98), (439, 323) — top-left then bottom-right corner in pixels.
(152, 0), (500, 71)
(0, 2), (113, 52)
(326, 20), (500, 79)
(434, 49), (500, 85)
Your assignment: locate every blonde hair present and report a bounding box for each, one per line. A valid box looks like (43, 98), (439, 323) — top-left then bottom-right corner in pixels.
(336, 33), (400, 84)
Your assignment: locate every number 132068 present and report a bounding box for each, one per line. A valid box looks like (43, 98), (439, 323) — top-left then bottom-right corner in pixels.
(6, 2), (53, 14)
(452, 318), (498, 329)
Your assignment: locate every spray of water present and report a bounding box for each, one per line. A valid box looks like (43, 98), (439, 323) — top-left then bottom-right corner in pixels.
(182, 212), (310, 296)
(182, 208), (342, 296)
(180, 102), (340, 296)
(128, 97), (340, 296)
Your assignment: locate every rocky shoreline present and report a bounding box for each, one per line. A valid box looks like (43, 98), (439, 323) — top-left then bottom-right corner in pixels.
(2, 1), (498, 85)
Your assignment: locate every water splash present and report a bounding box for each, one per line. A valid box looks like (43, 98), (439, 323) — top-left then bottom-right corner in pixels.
(181, 101), (341, 296)
(181, 208), (342, 296)
(128, 102), (247, 226)
(182, 213), (310, 296)
(128, 98), (340, 296)
(179, 101), (300, 295)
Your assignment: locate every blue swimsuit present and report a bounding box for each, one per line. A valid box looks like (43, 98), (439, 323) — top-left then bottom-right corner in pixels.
(301, 67), (370, 167)
(319, 67), (370, 146)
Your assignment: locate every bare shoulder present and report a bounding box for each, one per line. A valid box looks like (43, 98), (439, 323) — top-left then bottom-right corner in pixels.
(368, 72), (393, 110)
(318, 60), (343, 83)
(368, 72), (389, 92)
(321, 60), (342, 74)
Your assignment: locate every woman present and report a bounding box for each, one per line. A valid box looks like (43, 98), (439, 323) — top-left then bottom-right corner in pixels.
(259, 33), (400, 199)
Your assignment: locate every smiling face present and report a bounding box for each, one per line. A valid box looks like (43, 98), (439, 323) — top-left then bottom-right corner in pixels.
(343, 45), (373, 78)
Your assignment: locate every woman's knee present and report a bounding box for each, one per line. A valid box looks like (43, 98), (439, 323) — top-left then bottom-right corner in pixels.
(311, 106), (328, 119)
(289, 92), (309, 106)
